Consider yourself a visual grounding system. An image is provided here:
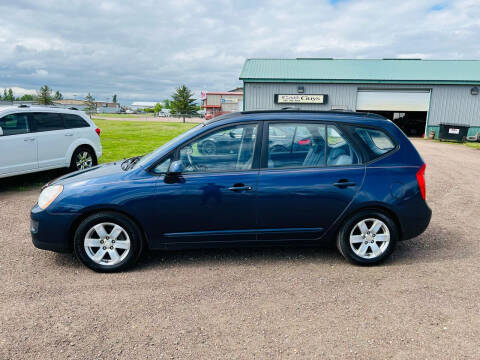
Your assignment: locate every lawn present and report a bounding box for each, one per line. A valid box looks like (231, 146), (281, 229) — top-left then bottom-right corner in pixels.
(93, 113), (146, 118)
(93, 119), (196, 163)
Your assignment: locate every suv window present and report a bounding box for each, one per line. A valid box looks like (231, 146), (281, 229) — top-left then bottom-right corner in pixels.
(0, 113), (29, 136)
(63, 114), (89, 129)
(327, 126), (360, 166)
(354, 127), (395, 160)
(32, 112), (64, 132)
(179, 123), (258, 173)
(267, 123), (326, 168)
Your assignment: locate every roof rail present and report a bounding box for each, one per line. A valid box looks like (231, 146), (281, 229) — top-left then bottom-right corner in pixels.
(68, 107), (79, 110)
(18, 104), (30, 108)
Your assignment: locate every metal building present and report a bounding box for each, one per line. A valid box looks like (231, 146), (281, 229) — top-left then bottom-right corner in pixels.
(239, 58), (480, 138)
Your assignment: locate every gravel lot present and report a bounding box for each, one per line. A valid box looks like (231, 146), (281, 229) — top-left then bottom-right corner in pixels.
(0, 139), (479, 359)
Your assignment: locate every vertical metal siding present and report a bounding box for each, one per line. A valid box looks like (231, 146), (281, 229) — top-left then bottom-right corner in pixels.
(244, 82), (480, 126)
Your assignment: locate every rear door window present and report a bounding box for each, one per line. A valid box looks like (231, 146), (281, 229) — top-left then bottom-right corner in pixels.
(0, 113), (29, 136)
(354, 127), (396, 160)
(31, 112), (64, 132)
(62, 114), (90, 129)
(266, 123), (326, 169)
(327, 126), (360, 166)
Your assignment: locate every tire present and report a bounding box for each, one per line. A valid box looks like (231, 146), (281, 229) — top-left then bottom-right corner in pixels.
(336, 210), (398, 265)
(70, 146), (97, 171)
(73, 212), (144, 272)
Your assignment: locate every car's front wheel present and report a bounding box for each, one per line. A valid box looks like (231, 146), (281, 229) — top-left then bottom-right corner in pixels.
(336, 210), (398, 265)
(73, 212), (144, 272)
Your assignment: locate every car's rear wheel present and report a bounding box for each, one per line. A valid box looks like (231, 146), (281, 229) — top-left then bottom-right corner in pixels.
(336, 210), (398, 265)
(70, 146), (97, 171)
(73, 212), (143, 272)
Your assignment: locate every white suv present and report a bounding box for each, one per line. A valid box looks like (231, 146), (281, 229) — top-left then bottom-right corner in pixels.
(0, 105), (102, 178)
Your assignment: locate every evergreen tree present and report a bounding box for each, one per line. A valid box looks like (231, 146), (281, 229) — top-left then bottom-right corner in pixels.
(54, 90), (63, 100)
(170, 85), (197, 123)
(112, 94), (117, 103)
(6, 88), (14, 101)
(37, 85), (54, 105)
(84, 93), (97, 116)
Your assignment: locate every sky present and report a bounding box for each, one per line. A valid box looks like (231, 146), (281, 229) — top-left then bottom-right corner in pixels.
(0, 0), (479, 105)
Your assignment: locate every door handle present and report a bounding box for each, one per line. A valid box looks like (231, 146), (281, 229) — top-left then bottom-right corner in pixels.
(228, 185), (253, 192)
(65, 133), (74, 136)
(23, 137), (35, 142)
(333, 180), (356, 188)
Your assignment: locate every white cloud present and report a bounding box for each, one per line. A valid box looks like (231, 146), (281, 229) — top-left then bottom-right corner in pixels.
(0, 0), (479, 104)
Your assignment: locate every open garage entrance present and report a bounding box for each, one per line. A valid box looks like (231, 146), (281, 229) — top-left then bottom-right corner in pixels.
(356, 89), (430, 137)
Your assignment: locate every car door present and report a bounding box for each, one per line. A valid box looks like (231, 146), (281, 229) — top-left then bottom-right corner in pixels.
(31, 112), (71, 169)
(151, 122), (261, 245)
(0, 112), (38, 176)
(256, 121), (365, 241)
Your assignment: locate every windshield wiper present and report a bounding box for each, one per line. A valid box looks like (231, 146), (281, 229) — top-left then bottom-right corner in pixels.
(121, 156), (142, 170)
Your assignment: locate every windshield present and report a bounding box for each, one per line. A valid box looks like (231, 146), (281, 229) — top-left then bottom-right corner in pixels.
(136, 124), (203, 167)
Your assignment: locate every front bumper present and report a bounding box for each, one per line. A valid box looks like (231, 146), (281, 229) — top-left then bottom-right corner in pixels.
(30, 205), (79, 253)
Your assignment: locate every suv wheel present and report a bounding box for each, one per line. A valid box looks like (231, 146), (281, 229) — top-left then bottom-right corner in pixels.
(71, 146), (97, 171)
(336, 210), (398, 265)
(73, 212), (144, 272)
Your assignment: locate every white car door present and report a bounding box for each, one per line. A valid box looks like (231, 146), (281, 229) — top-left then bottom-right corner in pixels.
(0, 112), (38, 176)
(31, 112), (72, 169)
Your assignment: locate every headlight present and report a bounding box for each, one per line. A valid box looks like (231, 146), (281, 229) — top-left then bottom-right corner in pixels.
(38, 185), (63, 210)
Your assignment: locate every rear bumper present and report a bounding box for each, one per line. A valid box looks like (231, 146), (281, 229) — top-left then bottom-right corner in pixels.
(399, 201), (432, 241)
(30, 205), (78, 253)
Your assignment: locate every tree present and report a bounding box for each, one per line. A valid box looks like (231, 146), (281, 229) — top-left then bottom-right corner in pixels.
(153, 102), (162, 116)
(54, 90), (63, 100)
(3, 89), (7, 101)
(163, 99), (171, 109)
(84, 93), (97, 116)
(36, 85), (54, 105)
(19, 94), (34, 101)
(170, 85), (197, 123)
(112, 94), (117, 103)
(6, 88), (14, 101)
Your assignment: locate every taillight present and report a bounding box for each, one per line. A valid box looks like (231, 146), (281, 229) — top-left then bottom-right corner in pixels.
(416, 164), (426, 200)
(95, 128), (101, 136)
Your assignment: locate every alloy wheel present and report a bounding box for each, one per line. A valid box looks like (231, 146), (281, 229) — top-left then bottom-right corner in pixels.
(349, 218), (390, 259)
(76, 151), (93, 170)
(84, 222), (131, 266)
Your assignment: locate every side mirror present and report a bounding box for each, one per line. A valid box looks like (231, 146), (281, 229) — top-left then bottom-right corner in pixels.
(167, 160), (183, 175)
(0, 127), (3, 136)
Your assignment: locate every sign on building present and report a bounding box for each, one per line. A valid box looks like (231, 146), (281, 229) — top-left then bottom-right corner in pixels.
(274, 94), (328, 104)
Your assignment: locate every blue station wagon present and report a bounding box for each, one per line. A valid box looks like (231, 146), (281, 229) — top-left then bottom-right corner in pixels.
(31, 111), (432, 272)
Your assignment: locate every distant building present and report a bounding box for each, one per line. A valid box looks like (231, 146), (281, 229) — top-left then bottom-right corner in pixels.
(54, 99), (120, 113)
(130, 101), (162, 111)
(201, 90), (243, 119)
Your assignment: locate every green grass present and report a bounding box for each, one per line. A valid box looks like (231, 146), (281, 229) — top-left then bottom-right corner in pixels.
(94, 119), (196, 163)
(432, 138), (480, 150)
(93, 113), (145, 118)
(465, 142), (480, 149)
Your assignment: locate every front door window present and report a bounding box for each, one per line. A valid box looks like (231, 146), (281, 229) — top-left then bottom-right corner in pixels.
(179, 124), (258, 173)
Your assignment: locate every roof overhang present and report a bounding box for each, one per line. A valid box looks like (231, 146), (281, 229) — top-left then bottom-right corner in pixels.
(241, 78), (480, 85)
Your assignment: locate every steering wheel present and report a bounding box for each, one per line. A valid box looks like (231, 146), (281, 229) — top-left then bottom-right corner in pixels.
(184, 146), (207, 172)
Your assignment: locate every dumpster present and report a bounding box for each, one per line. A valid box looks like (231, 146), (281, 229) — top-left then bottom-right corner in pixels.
(438, 123), (469, 142)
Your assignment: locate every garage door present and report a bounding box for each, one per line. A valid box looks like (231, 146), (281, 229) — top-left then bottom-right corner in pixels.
(356, 90), (431, 112)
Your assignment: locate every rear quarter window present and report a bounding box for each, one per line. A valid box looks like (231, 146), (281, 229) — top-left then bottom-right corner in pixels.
(62, 114), (90, 128)
(354, 127), (396, 161)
